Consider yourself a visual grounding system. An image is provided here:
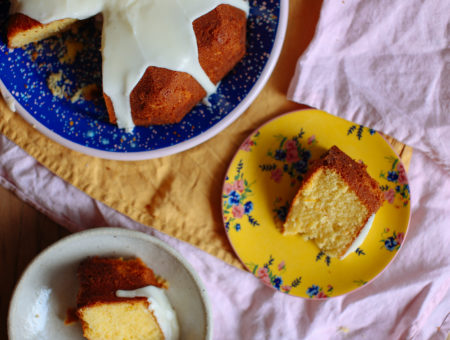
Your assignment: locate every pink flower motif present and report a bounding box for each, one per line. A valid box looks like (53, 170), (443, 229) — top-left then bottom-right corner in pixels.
(316, 291), (328, 299)
(278, 261), (286, 271)
(232, 204), (245, 218)
(396, 232), (405, 244)
(271, 168), (283, 183)
(286, 148), (299, 163)
(240, 138), (254, 151)
(285, 139), (297, 151)
(281, 285), (292, 293)
(257, 267), (269, 280)
(235, 179), (245, 193)
(384, 188), (395, 204)
(307, 135), (316, 145)
(256, 267), (272, 286)
(260, 275), (272, 286)
(224, 182), (233, 195)
(397, 163), (408, 184)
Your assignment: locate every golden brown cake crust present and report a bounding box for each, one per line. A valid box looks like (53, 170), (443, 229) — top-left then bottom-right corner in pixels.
(7, 13), (43, 36)
(76, 257), (163, 308)
(309, 146), (385, 214)
(109, 4), (247, 126)
(7, 14), (77, 49)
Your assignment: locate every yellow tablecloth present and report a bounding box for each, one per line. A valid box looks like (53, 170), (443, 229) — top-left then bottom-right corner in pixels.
(0, 0), (411, 269)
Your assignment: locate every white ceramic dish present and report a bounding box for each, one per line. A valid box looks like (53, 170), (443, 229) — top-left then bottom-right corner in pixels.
(8, 227), (212, 339)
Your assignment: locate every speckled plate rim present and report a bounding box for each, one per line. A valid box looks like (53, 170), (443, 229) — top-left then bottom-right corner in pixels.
(0, 0), (288, 161)
(221, 109), (412, 299)
(8, 227), (212, 339)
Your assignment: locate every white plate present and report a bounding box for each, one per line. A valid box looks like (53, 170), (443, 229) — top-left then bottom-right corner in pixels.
(8, 227), (212, 339)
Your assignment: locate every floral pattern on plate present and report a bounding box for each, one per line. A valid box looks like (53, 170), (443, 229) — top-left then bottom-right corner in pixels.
(223, 160), (259, 232)
(380, 228), (405, 252)
(222, 110), (411, 298)
(306, 284), (334, 299)
(347, 125), (376, 140)
(379, 156), (410, 207)
(246, 255), (302, 294)
(259, 129), (313, 186)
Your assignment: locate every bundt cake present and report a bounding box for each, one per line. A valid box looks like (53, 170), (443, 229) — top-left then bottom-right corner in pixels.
(283, 146), (385, 258)
(6, 0), (249, 131)
(77, 257), (179, 340)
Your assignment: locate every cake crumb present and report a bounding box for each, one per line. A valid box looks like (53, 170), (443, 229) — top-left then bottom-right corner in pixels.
(81, 83), (101, 101)
(60, 38), (83, 64)
(338, 326), (350, 333)
(70, 88), (83, 103)
(64, 307), (78, 325)
(47, 71), (65, 99)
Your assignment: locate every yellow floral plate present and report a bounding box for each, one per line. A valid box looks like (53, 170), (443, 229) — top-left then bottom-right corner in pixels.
(221, 110), (411, 298)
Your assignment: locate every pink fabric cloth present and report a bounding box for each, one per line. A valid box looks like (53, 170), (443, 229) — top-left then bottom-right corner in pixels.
(1, 136), (449, 339)
(2, 0), (449, 338)
(288, 0), (450, 171)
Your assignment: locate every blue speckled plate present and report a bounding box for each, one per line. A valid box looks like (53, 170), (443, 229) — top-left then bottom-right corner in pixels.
(0, 1), (288, 160)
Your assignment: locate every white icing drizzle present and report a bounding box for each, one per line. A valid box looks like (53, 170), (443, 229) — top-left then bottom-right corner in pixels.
(10, 0), (249, 132)
(340, 214), (375, 260)
(116, 286), (179, 340)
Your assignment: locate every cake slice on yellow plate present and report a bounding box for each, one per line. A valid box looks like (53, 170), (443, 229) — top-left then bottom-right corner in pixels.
(283, 145), (385, 259)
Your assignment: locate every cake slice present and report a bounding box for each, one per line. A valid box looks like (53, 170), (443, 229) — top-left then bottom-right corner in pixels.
(6, 13), (77, 49)
(76, 257), (178, 340)
(283, 145), (384, 258)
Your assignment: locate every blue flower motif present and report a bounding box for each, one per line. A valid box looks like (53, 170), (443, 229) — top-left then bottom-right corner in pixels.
(273, 276), (283, 289)
(302, 150), (311, 160)
(225, 221), (229, 232)
(384, 237), (398, 251)
(274, 149), (286, 161)
(228, 190), (240, 205)
(283, 164), (288, 171)
(307, 285), (320, 297)
(387, 171), (399, 182)
(244, 201), (253, 214)
(293, 160), (307, 173)
(235, 224), (241, 232)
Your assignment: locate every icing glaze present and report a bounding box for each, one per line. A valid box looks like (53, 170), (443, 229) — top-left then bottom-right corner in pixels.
(340, 214), (375, 259)
(10, 0), (249, 131)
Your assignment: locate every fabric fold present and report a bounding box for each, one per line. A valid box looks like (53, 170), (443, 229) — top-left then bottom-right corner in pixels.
(288, 0), (450, 170)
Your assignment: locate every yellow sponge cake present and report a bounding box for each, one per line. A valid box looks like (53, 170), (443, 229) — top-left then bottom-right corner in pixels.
(76, 257), (178, 340)
(283, 146), (384, 258)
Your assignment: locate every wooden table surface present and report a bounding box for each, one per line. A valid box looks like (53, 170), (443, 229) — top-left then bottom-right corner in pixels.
(0, 186), (69, 339)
